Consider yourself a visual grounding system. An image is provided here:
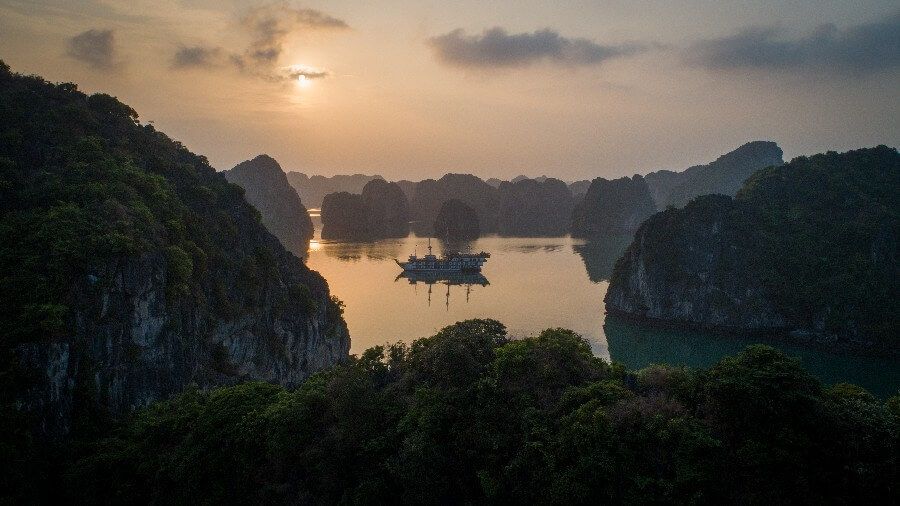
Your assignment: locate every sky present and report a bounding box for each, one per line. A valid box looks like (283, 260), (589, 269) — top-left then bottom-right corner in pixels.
(1, 0), (898, 180)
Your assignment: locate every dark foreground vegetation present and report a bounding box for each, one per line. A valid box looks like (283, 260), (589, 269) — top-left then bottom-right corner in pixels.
(9, 320), (893, 504)
(0, 62), (347, 444)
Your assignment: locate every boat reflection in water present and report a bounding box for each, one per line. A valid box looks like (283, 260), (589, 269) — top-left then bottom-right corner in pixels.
(395, 270), (489, 309)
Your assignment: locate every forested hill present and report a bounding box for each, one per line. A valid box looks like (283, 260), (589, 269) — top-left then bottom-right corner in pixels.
(607, 146), (899, 352)
(0, 62), (349, 437)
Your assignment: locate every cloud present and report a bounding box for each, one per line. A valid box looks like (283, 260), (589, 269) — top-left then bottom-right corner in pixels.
(690, 11), (900, 76)
(171, 45), (224, 69)
(428, 27), (646, 69)
(166, 4), (347, 82)
(282, 65), (328, 80)
(67, 29), (116, 70)
(236, 3), (348, 67)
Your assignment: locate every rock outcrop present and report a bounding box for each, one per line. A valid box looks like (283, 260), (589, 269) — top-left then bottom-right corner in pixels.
(433, 199), (480, 240)
(570, 175), (657, 237)
(606, 146), (899, 353)
(224, 154), (314, 256)
(496, 178), (574, 236)
(644, 141), (784, 209)
(0, 64), (349, 437)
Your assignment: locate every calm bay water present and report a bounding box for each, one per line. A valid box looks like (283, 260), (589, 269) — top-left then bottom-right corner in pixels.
(305, 233), (900, 397)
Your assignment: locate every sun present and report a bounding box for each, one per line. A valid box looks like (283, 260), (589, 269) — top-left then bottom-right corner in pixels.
(297, 74), (311, 88)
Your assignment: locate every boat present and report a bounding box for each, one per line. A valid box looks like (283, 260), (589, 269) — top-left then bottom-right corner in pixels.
(395, 238), (489, 273)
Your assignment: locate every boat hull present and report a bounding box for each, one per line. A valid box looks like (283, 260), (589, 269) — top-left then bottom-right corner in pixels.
(395, 260), (482, 273)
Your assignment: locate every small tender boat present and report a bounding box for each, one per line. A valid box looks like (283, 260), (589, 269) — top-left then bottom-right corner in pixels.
(395, 238), (489, 273)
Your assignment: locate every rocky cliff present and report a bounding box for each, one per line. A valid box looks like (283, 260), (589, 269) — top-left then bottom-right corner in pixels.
(644, 141), (784, 209)
(224, 154), (314, 256)
(570, 175), (657, 237)
(0, 63), (349, 436)
(606, 146), (899, 353)
(605, 195), (784, 330)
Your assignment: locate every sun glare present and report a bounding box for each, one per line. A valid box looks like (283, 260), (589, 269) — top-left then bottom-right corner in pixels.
(297, 74), (311, 88)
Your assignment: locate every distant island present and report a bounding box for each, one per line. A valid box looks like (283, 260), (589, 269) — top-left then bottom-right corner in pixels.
(321, 179), (411, 240)
(645, 140), (784, 209)
(296, 141), (784, 241)
(433, 199), (481, 240)
(606, 146), (899, 354)
(571, 175), (656, 237)
(223, 154), (314, 255)
(497, 178), (574, 236)
(286, 172), (383, 209)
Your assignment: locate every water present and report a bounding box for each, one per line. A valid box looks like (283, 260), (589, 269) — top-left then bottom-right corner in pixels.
(305, 233), (900, 397)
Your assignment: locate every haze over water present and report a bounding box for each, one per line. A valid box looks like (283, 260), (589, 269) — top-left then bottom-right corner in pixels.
(306, 232), (900, 397)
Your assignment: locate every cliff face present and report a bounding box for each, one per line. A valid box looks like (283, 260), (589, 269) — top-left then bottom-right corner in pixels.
(645, 141), (784, 209)
(18, 245), (349, 436)
(0, 65), (349, 437)
(606, 147), (899, 352)
(497, 178), (574, 236)
(285, 172), (383, 209)
(224, 155), (314, 256)
(570, 175), (656, 237)
(605, 196), (786, 330)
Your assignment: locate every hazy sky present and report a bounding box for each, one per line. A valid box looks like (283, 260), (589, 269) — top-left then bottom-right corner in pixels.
(1, 0), (898, 180)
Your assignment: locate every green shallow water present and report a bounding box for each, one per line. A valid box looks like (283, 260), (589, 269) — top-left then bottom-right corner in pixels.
(605, 318), (900, 398)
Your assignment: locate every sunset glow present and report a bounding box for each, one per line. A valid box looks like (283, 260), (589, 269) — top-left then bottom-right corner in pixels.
(1, 1), (895, 179)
